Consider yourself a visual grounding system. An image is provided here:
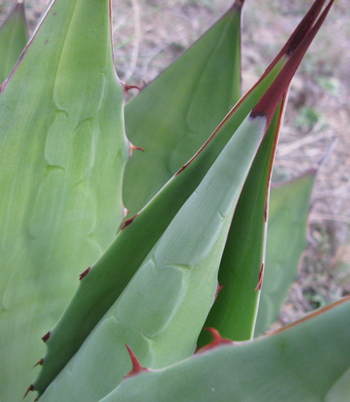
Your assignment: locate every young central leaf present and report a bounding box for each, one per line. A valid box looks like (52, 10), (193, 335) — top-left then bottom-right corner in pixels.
(0, 0), (128, 400)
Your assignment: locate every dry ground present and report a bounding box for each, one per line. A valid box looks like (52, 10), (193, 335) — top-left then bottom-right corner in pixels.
(1, 0), (349, 326)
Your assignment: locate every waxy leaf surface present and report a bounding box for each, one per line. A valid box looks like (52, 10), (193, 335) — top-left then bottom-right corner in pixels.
(100, 298), (350, 402)
(199, 100), (286, 345)
(34, 56), (283, 397)
(0, 0), (128, 399)
(125, 0), (331, 344)
(38, 114), (267, 402)
(34, 0), (333, 396)
(123, 0), (243, 216)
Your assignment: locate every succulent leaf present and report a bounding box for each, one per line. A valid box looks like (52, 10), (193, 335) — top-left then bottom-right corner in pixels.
(0, 0), (128, 399)
(254, 170), (316, 336)
(198, 98), (287, 345)
(123, 0), (243, 216)
(34, 45), (288, 398)
(33, 0), (334, 397)
(38, 113), (268, 401)
(195, 0), (332, 345)
(0, 0), (27, 83)
(123, 0), (328, 217)
(33, 9), (286, 395)
(99, 297), (350, 402)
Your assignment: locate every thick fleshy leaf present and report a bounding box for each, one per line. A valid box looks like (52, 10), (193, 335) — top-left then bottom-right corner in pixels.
(198, 99), (287, 345)
(99, 297), (350, 402)
(123, 0), (243, 216)
(0, 0), (27, 83)
(254, 170), (316, 336)
(194, 0), (332, 345)
(0, 0), (128, 399)
(123, 0), (330, 345)
(123, 0), (328, 217)
(38, 113), (267, 402)
(33, 0), (333, 396)
(33, 61), (283, 398)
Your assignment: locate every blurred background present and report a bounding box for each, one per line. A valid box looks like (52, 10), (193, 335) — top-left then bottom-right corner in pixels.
(1, 0), (349, 326)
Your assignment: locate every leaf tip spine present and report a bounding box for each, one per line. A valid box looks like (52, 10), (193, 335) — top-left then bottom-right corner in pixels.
(284, 0), (327, 58)
(232, 0), (245, 12)
(252, 0), (333, 125)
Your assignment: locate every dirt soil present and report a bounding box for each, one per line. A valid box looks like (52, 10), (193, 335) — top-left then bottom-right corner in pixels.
(1, 0), (350, 327)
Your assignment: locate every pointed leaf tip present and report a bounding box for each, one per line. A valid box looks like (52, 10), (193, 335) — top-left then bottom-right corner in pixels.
(197, 328), (234, 354)
(251, 0), (334, 126)
(284, 0), (327, 57)
(232, 0), (245, 11)
(124, 345), (149, 379)
(260, 0), (327, 81)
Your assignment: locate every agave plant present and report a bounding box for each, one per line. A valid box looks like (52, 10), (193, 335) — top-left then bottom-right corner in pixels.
(1, 0), (349, 401)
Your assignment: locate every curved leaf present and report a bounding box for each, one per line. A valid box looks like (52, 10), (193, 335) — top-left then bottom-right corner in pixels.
(198, 99), (287, 344)
(123, 0), (243, 216)
(38, 114), (267, 402)
(100, 297), (350, 402)
(198, 0), (332, 344)
(33, 0), (333, 396)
